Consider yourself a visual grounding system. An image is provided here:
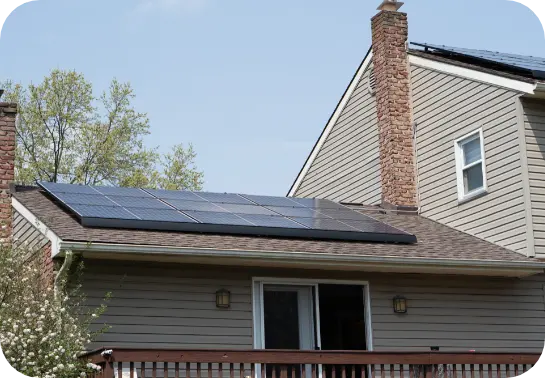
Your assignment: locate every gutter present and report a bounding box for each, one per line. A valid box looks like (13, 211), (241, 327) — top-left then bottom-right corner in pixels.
(534, 82), (545, 92)
(59, 241), (545, 277)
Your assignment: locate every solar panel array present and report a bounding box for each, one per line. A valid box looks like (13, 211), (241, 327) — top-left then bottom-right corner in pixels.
(38, 182), (417, 243)
(412, 42), (545, 78)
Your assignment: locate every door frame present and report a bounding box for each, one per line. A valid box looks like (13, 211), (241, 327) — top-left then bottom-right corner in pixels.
(251, 277), (374, 352)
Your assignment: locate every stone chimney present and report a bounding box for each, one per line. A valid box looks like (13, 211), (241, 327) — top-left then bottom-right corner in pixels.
(0, 100), (16, 241)
(371, 0), (418, 211)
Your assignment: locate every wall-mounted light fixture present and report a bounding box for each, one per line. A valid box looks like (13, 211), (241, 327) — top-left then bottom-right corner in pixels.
(216, 289), (231, 309)
(393, 295), (407, 314)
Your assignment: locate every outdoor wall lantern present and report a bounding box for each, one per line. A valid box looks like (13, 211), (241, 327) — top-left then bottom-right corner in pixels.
(216, 289), (231, 309)
(393, 295), (407, 314)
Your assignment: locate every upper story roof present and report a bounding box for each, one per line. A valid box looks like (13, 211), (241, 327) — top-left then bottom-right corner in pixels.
(12, 186), (545, 277)
(411, 42), (545, 80)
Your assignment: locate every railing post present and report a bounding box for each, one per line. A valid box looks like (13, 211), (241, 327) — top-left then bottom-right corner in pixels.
(102, 360), (114, 378)
(424, 365), (433, 378)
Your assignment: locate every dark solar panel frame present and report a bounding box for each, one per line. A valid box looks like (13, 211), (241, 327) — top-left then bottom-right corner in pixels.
(38, 182), (417, 243)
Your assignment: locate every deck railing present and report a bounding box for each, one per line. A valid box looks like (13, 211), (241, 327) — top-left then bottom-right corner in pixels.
(80, 348), (540, 378)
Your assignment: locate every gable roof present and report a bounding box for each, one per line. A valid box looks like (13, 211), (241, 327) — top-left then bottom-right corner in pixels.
(12, 187), (545, 277)
(288, 43), (542, 198)
(287, 48), (374, 197)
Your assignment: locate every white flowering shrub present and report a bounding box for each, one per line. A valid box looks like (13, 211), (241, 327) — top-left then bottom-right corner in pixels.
(0, 244), (110, 378)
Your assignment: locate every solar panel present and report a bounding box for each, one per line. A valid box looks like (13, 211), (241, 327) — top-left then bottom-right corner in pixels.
(215, 203), (276, 215)
(265, 206), (326, 218)
(166, 199), (228, 212)
(144, 189), (206, 201)
(289, 197), (347, 210)
(125, 208), (198, 223)
(108, 196), (171, 209)
(193, 192), (253, 204)
(94, 186), (151, 197)
(411, 42), (545, 78)
(39, 181), (100, 195)
(54, 192), (117, 207)
(183, 211), (254, 226)
(37, 181), (417, 243)
(70, 204), (138, 220)
(238, 214), (307, 229)
(315, 209), (376, 221)
(289, 217), (360, 232)
(240, 194), (304, 207)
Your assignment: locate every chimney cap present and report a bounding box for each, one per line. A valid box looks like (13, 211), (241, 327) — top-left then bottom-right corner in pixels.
(377, 0), (404, 11)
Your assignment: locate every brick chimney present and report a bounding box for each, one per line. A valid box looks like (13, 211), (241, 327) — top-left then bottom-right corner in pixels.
(0, 100), (16, 241)
(371, 0), (418, 211)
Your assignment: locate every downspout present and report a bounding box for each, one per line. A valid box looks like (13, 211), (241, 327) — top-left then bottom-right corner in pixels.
(54, 250), (73, 304)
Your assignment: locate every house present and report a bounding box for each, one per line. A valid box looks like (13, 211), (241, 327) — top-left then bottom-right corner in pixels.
(288, 2), (545, 261)
(3, 1), (545, 377)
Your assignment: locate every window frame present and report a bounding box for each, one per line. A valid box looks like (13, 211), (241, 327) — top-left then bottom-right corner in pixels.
(454, 128), (488, 203)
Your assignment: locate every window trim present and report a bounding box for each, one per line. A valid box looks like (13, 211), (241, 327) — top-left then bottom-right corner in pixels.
(454, 128), (488, 203)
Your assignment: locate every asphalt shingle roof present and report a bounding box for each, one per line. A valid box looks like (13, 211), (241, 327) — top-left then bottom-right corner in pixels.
(13, 188), (537, 264)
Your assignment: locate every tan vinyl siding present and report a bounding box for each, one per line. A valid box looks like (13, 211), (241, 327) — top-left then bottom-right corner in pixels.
(84, 262), (545, 353)
(411, 64), (528, 254)
(83, 261), (253, 350)
(294, 65), (381, 204)
(522, 98), (545, 258)
(12, 210), (49, 260)
(370, 273), (545, 352)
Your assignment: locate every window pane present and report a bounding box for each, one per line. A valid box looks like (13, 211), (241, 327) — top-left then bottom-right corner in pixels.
(463, 163), (484, 193)
(462, 138), (481, 166)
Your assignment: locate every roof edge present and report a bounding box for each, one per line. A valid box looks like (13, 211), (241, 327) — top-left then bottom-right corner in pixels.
(59, 241), (545, 278)
(12, 197), (62, 255)
(287, 48), (374, 197)
(409, 52), (538, 92)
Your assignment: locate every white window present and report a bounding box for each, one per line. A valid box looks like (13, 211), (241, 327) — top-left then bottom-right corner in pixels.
(454, 129), (487, 202)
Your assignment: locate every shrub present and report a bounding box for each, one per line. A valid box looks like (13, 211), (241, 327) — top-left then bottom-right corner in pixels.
(0, 244), (109, 378)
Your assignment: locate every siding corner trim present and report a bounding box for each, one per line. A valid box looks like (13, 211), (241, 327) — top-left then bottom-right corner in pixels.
(516, 97), (536, 257)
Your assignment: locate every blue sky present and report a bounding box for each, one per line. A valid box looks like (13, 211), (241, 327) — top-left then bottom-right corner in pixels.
(0, 0), (544, 196)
